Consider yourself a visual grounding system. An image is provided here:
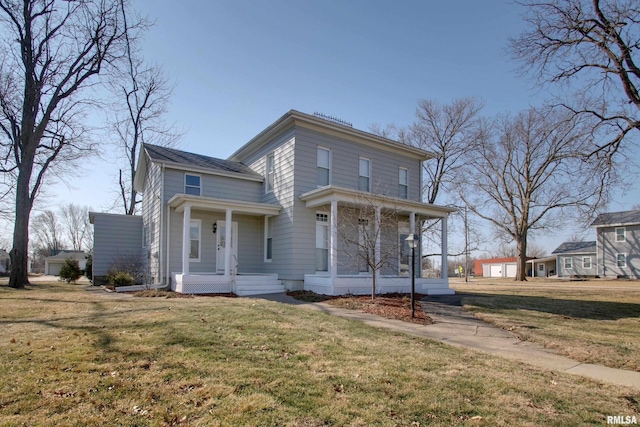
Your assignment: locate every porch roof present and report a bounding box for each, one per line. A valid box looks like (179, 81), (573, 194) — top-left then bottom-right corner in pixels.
(168, 194), (281, 216)
(299, 185), (456, 218)
(527, 256), (556, 264)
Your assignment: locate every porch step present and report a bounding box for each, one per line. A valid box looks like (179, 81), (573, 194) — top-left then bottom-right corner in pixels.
(234, 280), (285, 296)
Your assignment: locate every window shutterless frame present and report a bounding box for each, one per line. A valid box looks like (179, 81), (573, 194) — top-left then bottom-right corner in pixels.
(359, 157), (370, 192)
(266, 153), (275, 193)
(185, 174), (201, 196)
(317, 147), (331, 187)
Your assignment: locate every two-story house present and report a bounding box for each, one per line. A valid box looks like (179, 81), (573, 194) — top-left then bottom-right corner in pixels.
(591, 209), (640, 279)
(91, 110), (455, 295)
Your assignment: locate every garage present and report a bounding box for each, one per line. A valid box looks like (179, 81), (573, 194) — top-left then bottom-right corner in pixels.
(490, 265), (502, 277)
(505, 264), (517, 277)
(44, 252), (87, 276)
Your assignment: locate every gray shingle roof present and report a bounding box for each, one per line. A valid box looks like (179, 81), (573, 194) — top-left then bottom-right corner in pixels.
(144, 144), (262, 179)
(552, 241), (596, 254)
(591, 209), (640, 227)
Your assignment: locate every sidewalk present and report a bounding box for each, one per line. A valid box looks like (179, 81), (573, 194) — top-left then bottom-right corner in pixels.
(250, 292), (640, 391)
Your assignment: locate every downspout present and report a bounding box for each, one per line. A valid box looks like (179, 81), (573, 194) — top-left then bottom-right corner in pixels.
(158, 163), (166, 286)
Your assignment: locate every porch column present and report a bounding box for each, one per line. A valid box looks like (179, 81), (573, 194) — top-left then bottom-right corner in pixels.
(409, 212), (415, 235)
(225, 209), (232, 276)
(441, 216), (448, 280)
(375, 206), (381, 285)
(409, 212), (417, 277)
(182, 204), (191, 275)
(330, 200), (338, 278)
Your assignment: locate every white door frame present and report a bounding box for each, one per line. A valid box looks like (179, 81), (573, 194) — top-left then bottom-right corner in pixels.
(217, 221), (238, 274)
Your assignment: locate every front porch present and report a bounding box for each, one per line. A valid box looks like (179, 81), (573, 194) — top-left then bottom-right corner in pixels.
(172, 272), (285, 296)
(304, 274), (454, 296)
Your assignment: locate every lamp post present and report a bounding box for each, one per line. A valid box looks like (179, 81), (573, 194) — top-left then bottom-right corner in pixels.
(405, 233), (419, 318)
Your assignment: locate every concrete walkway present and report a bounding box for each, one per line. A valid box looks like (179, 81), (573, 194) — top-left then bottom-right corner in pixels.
(250, 292), (640, 391)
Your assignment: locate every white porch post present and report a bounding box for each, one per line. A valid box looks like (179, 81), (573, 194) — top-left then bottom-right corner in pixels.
(409, 212), (415, 234)
(375, 206), (381, 285)
(330, 200), (338, 278)
(224, 209), (232, 276)
(441, 216), (448, 280)
(182, 204), (191, 275)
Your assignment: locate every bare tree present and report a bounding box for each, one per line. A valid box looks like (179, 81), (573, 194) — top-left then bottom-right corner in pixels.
(458, 106), (612, 281)
(337, 197), (403, 299)
(59, 204), (91, 252)
(109, 4), (179, 215)
(31, 210), (66, 257)
(0, 0), (141, 288)
(511, 0), (640, 156)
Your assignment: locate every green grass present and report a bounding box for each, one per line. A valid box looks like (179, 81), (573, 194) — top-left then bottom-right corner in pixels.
(454, 280), (640, 371)
(0, 281), (638, 426)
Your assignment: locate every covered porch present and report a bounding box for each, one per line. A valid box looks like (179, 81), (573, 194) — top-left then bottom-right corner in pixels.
(299, 186), (455, 296)
(168, 194), (283, 295)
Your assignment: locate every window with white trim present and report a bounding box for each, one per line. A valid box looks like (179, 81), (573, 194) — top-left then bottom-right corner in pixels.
(358, 218), (371, 273)
(317, 147), (330, 187)
(265, 153), (275, 193)
(185, 174), (201, 196)
(617, 253), (627, 268)
(359, 157), (370, 192)
(265, 216), (273, 261)
(582, 257), (592, 269)
(189, 219), (201, 261)
(615, 227), (625, 242)
(563, 257), (572, 269)
(399, 168), (408, 199)
(315, 213), (329, 271)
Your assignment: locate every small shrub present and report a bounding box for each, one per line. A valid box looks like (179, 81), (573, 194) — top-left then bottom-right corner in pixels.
(59, 259), (82, 284)
(107, 271), (135, 287)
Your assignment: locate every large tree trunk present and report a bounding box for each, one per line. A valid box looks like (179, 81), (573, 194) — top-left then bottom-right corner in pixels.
(515, 234), (528, 282)
(9, 164), (34, 288)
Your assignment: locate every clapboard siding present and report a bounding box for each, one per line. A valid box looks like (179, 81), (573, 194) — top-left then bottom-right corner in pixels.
(92, 213), (143, 280)
(597, 225), (640, 278)
(556, 253), (597, 277)
(163, 168), (262, 203)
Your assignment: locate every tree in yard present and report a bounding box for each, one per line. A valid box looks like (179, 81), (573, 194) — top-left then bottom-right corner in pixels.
(336, 197), (403, 299)
(59, 204), (91, 252)
(0, 0), (142, 288)
(109, 5), (180, 215)
(511, 0), (640, 156)
(457, 106), (612, 281)
(31, 210), (66, 257)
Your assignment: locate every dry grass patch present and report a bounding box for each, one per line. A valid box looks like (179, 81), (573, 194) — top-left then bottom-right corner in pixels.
(0, 281), (638, 426)
(454, 279), (640, 371)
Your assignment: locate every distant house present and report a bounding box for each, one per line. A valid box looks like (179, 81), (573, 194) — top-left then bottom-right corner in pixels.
(44, 251), (87, 276)
(0, 249), (9, 274)
(91, 110), (456, 296)
(551, 241), (597, 278)
(591, 209), (640, 279)
(474, 257), (521, 278)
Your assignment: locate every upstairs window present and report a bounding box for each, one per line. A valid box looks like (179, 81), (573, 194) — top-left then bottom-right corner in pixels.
(266, 153), (275, 193)
(317, 147), (330, 187)
(399, 168), (408, 199)
(615, 227), (626, 242)
(359, 157), (370, 192)
(185, 174), (201, 196)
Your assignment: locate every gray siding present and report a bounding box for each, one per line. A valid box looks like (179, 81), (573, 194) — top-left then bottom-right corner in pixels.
(163, 168), (262, 203)
(140, 162), (163, 282)
(92, 213), (143, 283)
(556, 253), (596, 277)
(597, 225), (640, 278)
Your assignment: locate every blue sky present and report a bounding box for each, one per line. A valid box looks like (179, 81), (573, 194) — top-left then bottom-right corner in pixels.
(38, 0), (639, 254)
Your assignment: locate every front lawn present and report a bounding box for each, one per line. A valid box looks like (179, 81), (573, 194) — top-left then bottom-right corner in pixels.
(454, 280), (640, 372)
(0, 281), (638, 426)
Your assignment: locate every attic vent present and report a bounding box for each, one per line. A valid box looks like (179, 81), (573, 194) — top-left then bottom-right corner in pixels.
(313, 112), (353, 128)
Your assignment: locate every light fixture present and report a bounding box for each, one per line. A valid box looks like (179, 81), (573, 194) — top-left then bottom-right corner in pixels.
(212, 222), (217, 233)
(405, 233), (420, 318)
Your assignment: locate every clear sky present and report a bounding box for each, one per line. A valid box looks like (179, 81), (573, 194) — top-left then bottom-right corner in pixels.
(36, 0), (639, 255)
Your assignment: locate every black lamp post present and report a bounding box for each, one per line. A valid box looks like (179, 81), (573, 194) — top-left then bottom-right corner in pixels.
(405, 233), (420, 318)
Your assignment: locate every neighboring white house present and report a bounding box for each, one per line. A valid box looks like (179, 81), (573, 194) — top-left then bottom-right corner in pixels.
(550, 241), (597, 278)
(91, 110), (455, 296)
(44, 251), (88, 276)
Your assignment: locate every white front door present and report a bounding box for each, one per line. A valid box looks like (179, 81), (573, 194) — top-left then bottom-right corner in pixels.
(217, 221), (238, 273)
(537, 263), (545, 277)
